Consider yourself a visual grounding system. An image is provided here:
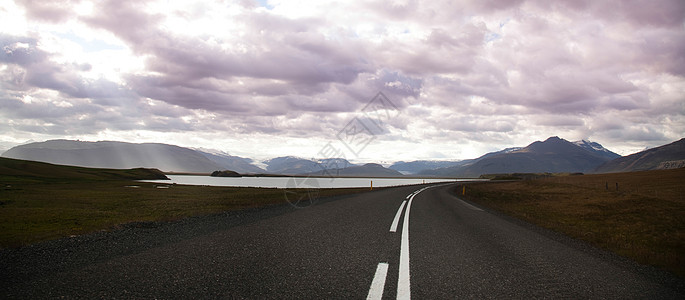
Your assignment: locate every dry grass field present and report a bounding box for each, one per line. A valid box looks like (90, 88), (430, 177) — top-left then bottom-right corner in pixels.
(0, 180), (368, 248)
(461, 168), (685, 277)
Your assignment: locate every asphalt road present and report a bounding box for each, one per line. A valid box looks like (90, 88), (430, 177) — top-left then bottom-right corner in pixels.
(1, 183), (684, 299)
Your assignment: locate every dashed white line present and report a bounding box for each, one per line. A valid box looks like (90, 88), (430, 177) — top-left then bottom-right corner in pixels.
(390, 200), (407, 232)
(367, 262), (389, 300)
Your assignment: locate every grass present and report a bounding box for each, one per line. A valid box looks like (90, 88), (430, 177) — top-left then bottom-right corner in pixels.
(0, 157), (370, 248)
(460, 168), (685, 278)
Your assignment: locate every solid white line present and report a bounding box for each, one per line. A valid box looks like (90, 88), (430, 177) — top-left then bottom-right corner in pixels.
(397, 193), (415, 300)
(458, 199), (483, 211)
(390, 200), (407, 232)
(367, 262), (389, 300)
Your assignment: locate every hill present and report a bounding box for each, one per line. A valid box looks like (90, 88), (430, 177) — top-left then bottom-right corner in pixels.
(595, 138), (685, 173)
(0, 157), (168, 182)
(1, 140), (259, 173)
(422, 137), (617, 177)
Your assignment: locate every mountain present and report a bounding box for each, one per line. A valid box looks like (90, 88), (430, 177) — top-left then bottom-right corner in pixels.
(389, 160), (465, 175)
(2, 140), (229, 173)
(263, 156), (354, 175)
(594, 138), (685, 173)
(306, 163), (404, 177)
(195, 150), (265, 174)
(422, 137), (617, 177)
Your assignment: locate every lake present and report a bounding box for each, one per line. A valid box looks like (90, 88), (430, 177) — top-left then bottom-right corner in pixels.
(144, 175), (478, 189)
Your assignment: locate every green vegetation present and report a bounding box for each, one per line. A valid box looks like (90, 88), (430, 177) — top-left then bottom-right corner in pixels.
(0, 157), (368, 248)
(461, 168), (685, 277)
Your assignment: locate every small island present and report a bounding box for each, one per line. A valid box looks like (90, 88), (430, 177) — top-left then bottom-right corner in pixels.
(210, 170), (241, 177)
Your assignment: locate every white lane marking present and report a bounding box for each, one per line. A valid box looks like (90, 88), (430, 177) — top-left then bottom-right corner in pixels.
(458, 198), (483, 211)
(397, 192), (417, 300)
(396, 185), (442, 299)
(390, 201), (407, 232)
(367, 262), (389, 300)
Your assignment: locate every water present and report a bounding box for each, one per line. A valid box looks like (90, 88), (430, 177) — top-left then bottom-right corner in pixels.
(144, 175), (476, 189)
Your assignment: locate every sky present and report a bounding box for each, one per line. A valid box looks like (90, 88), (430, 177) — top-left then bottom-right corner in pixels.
(1, 0), (684, 163)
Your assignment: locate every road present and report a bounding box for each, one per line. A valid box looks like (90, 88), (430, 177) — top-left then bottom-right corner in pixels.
(1, 183), (683, 298)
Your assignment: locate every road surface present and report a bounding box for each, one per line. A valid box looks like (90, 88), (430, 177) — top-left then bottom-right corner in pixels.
(1, 183), (683, 298)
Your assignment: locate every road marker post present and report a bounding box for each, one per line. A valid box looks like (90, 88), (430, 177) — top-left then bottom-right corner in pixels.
(462, 185), (466, 195)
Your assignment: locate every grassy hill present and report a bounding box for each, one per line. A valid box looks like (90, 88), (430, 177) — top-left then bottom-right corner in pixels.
(0, 157), (168, 183)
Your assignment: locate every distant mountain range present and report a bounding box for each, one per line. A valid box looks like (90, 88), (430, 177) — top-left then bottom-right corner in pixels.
(194, 149), (265, 174)
(306, 163), (403, 177)
(261, 156), (404, 177)
(264, 156), (335, 175)
(1, 140), (399, 176)
(420, 137), (621, 177)
(595, 138), (685, 173)
(389, 160), (464, 175)
(3, 137), (682, 177)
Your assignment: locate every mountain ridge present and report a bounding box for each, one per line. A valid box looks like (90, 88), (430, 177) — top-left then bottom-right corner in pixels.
(594, 138), (685, 173)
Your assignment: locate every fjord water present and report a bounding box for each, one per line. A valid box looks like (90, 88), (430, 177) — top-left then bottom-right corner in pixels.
(145, 175), (468, 188)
